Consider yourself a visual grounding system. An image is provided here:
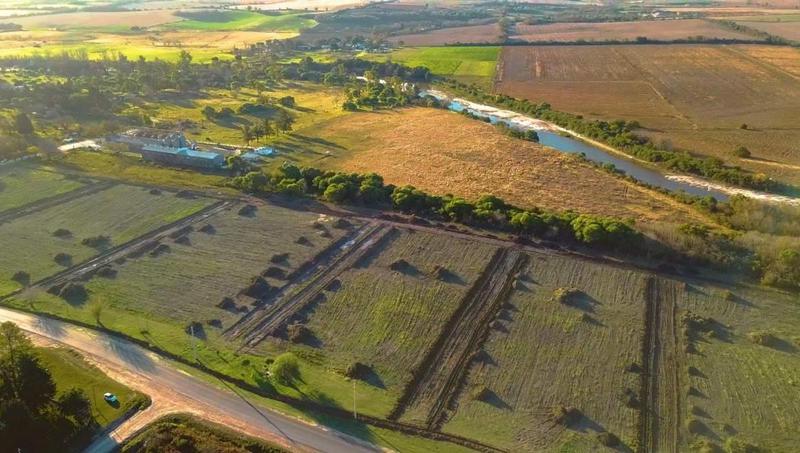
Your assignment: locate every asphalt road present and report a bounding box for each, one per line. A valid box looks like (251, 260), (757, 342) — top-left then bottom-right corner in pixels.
(0, 306), (379, 453)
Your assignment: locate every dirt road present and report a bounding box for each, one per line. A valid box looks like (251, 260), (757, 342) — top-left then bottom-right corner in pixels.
(0, 306), (379, 453)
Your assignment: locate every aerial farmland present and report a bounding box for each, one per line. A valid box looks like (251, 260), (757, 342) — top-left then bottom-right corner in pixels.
(1, 0), (799, 451)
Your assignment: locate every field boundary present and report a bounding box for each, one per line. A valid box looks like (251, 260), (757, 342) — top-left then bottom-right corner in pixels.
(228, 222), (394, 345)
(388, 249), (527, 428)
(28, 200), (232, 293)
(0, 181), (115, 225)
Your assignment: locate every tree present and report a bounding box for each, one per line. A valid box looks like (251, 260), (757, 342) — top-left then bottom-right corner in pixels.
(270, 352), (299, 385)
(323, 182), (351, 203)
(262, 118), (273, 138)
(14, 112), (34, 135)
(241, 125), (253, 145)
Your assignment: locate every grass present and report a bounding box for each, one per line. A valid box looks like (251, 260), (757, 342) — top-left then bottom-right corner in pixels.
(0, 41), (236, 63)
(276, 107), (703, 225)
(56, 151), (229, 190)
(169, 10), (317, 32)
(136, 84), (345, 147)
(0, 183), (212, 294)
(36, 346), (146, 428)
(258, 228), (499, 417)
(442, 252), (647, 450)
(362, 46), (499, 87)
(0, 163), (89, 213)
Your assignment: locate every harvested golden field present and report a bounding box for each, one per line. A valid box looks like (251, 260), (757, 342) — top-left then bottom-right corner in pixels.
(511, 19), (756, 42)
(496, 44), (800, 181)
(389, 23), (503, 46)
(293, 108), (702, 224)
(9, 10), (182, 29)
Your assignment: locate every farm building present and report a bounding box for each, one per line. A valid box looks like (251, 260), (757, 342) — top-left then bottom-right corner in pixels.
(139, 145), (225, 169)
(112, 128), (191, 149)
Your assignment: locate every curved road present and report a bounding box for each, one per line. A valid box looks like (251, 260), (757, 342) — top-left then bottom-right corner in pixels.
(0, 306), (379, 453)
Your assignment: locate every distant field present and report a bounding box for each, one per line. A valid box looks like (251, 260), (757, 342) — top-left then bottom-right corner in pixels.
(734, 19), (800, 41)
(0, 184), (211, 294)
(169, 10), (316, 32)
(496, 44), (800, 183)
(510, 19), (757, 42)
(389, 23), (502, 46)
(285, 107), (702, 225)
(9, 10), (182, 29)
(363, 46), (499, 87)
(0, 164), (89, 213)
(444, 252), (647, 450)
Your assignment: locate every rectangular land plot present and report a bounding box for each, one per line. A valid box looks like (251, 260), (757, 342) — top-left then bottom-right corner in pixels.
(443, 252), (648, 451)
(80, 202), (361, 329)
(292, 228), (499, 404)
(679, 283), (800, 451)
(0, 184), (212, 294)
(0, 164), (90, 213)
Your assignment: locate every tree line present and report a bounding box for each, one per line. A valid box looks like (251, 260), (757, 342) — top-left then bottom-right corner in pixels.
(230, 162), (639, 249)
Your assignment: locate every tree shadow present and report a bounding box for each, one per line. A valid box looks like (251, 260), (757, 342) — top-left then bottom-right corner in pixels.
(564, 291), (600, 314)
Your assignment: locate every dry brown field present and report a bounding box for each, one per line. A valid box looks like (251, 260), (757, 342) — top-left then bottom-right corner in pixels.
(293, 108), (704, 225)
(389, 23), (502, 46)
(9, 10), (182, 29)
(495, 44), (800, 183)
(736, 20), (800, 41)
(510, 19), (756, 42)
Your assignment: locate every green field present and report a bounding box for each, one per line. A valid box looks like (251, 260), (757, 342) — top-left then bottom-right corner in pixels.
(170, 10), (317, 32)
(0, 183), (212, 294)
(37, 346), (146, 428)
(363, 46), (499, 87)
(0, 163), (89, 213)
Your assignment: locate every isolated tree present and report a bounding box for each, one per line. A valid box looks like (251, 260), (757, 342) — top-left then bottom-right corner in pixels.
(241, 125), (253, 145)
(733, 146), (751, 158)
(270, 352), (300, 385)
(262, 118), (273, 138)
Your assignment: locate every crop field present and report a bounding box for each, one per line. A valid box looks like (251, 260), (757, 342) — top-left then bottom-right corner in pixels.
(0, 183), (212, 294)
(80, 201), (359, 330)
(0, 163), (90, 213)
(8, 10), (182, 30)
(389, 23), (503, 46)
(363, 46), (499, 87)
(265, 227), (500, 415)
(442, 252), (648, 451)
(287, 107), (704, 225)
(510, 19), (757, 42)
(495, 44), (800, 181)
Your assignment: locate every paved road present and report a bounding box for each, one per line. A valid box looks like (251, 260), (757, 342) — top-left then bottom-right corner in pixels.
(0, 307), (379, 453)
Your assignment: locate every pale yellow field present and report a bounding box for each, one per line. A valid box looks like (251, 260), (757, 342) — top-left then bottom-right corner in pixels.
(9, 10), (182, 29)
(511, 19), (756, 42)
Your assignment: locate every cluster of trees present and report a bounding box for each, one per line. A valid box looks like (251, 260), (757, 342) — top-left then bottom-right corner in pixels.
(0, 322), (96, 451)
(441, 79), (785, 193)
(230, 163), (639, 249)
(343, 71), (417, 110)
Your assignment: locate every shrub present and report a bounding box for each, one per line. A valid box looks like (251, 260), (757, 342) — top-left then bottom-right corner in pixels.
(552, 287), (579, 304)
(596, 432), (620, 447)
(270, 353), (300, 385)
(732, 146), (751, 158)
(59, 282), (87, 302)
(54, 253), (72, 267)
(470, 385), (491, 402)
(344, 362), (371, 380)
(81, 235), (111, 249)
(52, 228), (72, 238)
(724, 437), (763, 453)
(551, 405), (581, 426)
(286, 323), (311, 344)
(11, 271), (30, 286)
(747, 331), (779, 347)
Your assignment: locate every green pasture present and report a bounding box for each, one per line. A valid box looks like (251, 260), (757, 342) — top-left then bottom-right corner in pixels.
(169, 10), (316, 32)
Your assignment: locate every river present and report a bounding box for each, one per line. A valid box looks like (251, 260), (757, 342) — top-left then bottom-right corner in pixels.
(420, 89), (800, 206)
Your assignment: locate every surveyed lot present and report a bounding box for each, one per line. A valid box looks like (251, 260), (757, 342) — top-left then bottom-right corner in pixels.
(0, 164), (90, 213)
(364, 46), (499, 87)
(496, 44), (800, 182)
(510, 19), (757, 43)
(285, 107), (702, 225)
(389, 23), (503, 46)
(0, 182), (212, 294)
